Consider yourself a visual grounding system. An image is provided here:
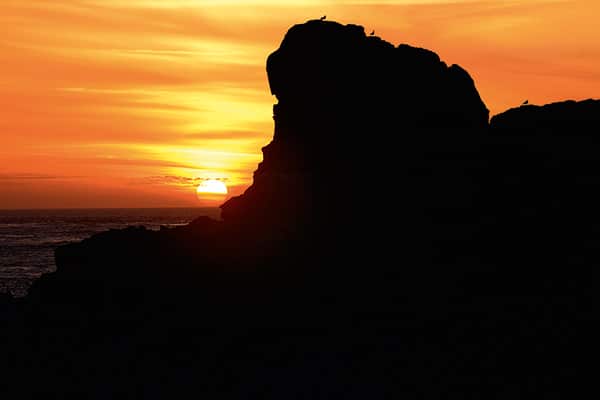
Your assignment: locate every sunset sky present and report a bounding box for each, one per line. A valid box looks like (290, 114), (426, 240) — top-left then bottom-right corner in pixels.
(1, 0), (598, 209)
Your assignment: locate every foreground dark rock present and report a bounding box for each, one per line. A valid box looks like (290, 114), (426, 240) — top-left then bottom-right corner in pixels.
(2, 20), (598, 398)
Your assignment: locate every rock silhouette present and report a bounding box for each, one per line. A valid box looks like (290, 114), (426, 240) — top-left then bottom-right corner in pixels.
(2, 20), (598, 398)
(222, 20), (489, 257)
(485, 100), (600, 269)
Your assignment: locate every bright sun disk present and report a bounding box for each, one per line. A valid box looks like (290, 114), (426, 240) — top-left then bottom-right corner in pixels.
(196, 179), (228, 195)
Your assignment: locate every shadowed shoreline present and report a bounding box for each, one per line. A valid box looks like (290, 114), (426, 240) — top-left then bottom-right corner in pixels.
(2, 20), (598, 398)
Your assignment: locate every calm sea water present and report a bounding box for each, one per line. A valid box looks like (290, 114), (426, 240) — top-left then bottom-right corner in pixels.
(0, 208), (220, 297)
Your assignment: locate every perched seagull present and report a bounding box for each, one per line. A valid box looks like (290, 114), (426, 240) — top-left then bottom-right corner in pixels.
(522, 100), (529, 105)
(320, 15), (326, 20)
(370, 30), (375, 36)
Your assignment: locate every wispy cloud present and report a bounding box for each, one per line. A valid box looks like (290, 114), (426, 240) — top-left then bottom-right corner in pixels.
(0, 173), (83, 181)
(133, 175), (229, 187)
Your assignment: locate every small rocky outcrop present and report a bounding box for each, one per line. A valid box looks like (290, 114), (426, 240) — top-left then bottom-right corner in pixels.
(483, 99), (600, 269)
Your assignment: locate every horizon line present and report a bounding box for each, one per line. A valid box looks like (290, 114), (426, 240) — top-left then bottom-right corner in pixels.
(0, 206), (222, 211)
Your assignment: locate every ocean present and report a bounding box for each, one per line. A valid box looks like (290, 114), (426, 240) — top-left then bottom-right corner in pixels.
(0, 208), (220, 297)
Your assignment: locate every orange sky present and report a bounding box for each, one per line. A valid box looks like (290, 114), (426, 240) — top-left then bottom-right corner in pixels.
(1, 0), (598, 209)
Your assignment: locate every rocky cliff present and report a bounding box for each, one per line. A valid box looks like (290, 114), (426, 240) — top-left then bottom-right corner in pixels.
(222, 20), (489, 233)
(2, 20), (598, 398)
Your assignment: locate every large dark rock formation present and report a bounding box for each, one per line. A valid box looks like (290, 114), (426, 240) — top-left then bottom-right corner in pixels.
(222, 20), (488, 232)
(2, 20), (598, 398)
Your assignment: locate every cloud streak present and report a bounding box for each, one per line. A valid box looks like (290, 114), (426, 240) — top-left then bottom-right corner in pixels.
(0, 173), (76, 181)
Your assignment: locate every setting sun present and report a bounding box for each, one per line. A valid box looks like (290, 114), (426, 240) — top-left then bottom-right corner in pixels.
(196, 179), (228, 196)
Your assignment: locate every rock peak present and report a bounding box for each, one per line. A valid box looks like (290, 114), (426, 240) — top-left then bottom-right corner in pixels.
(222, 20), (489, 228)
